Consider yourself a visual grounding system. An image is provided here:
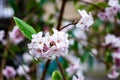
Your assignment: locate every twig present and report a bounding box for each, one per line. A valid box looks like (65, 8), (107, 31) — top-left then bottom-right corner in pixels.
(59, 20), (78, 31)
(0, 48), (8, 80)
(1, 44), (31, 80)
(56, 57), (66, 80)
(57, 0), (67, 30)
(41, 59), (51, 80)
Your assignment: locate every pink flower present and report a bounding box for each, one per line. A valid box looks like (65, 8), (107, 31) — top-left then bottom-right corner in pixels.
(73, 28), (88, 46)
(2, 66), (16, 79)
(72, 71), (84, 80)
(17, 65), (30, 76)
(112, 49), (120, 67)
(107, 66), (119, 79)
(66, 59), (80, 75)
(28, 28), (69, 60)
(9, 26), (24, 44)
(0, 30), (5, 42)
(76, 10), (94, 31)
(98, 12), (114, 22)
(108, 0), (120, 7)
(98, 0), (120, 22)
(22, 52), (33, 64)
(104, 34), (120, 48)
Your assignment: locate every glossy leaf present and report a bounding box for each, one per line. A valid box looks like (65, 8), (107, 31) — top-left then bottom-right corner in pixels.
(13, 17), (36, 40)
(52, 71), (62, 80)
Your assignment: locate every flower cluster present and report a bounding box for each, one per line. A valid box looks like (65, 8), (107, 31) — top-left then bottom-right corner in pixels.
(76, 10), (94, 31)
(104, 34), (120, 48)
(98, 0), (120, 22)
(3, 65), (30, 79)
(65, 53), (86, 77)
(107, 66), (119, 79)
(28, 28), (69, 60)
(104, 34), (120, 79)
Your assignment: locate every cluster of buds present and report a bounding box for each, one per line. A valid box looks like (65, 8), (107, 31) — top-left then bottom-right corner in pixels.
(3, 65), (30, 79)
(104, 34), (120, 79)
(28, 28), (69, 60)
(104, 34), (120, 48)
(98, 0), (120, 22)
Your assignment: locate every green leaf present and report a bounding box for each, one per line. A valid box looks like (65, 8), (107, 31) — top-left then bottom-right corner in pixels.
(87, 5), (97, 12)
(96, 2), (109, 9)
(52, 71), (62, 80)
(39, 0), (48, 7)
(117, 12), (120, 20)
(13, 17), (36, 40)
(92, 19), (103, 31)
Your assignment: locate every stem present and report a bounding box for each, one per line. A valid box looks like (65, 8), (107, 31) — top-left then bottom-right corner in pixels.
(56, 57), (66, 80)
(41, 59), (51, 80)
(1, 44), (31, 79)
(0, 48), (7, 80)
(85, 46), (112, 67)
(57, 0), (67, 30)
(59, 20), (78, 31)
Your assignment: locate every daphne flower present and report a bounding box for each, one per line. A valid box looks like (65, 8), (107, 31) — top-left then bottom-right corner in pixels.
(91, 48), (98, 55)
(73, 28), (87, 40)
(72, 71), (84, 80)
(104, 34), (120, 48)
(66, 59), (80, 75)
(65, 53), (86, 75)
(9, 26), (24, 44)
(105, 7), (118, 16)
(112, 49), (120, 67)
(73, 28), (87, 46)
(0, 30), (5, 42)
(28, 28), (69, 60)
(2, 66), (16, 79)
(107, 66), (119, 79)
(51, 28), (69, 49)
(17, 65), (30, 76)
(76, 10), (94, 30)
(23, 52), (33, 64)
(108, 0), (120, 7)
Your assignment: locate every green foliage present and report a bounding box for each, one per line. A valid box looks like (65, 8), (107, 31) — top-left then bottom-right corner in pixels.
(52, 71), (62, 80)
(82, 50), (91, 62)
(87, 2), (109, 11)
(92, 19), (103, 31)
(96, 2), (109, 9)
(9, 45), (20, 54)
(117, 12), (120, 20)
(13, 17), (37, 40)
(8, 0), (18, 12)
(38, 0), (48, 8)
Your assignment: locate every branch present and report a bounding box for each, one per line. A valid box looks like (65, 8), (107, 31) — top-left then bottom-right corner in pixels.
(0, 48), (7, 80)
(41, 59), (51, 80)
(56, 57), (66, 80)
(1, 44), (31, 80)
(59, 20), (78, 31)
(57, 0), (67, 30)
